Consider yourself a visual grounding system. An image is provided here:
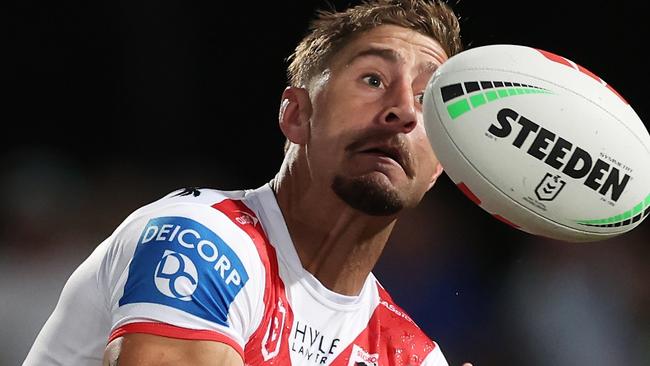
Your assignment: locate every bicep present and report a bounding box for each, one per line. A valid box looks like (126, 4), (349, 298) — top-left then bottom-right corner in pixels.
(103, 334), (243, 366)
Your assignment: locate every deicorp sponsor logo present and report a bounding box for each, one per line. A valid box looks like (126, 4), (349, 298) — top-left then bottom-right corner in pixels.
(154, 250), (198, 301)
(119, 216), (248, 326)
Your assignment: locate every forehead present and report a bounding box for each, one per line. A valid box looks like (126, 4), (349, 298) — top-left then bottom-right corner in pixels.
(333, 24), (448, 71)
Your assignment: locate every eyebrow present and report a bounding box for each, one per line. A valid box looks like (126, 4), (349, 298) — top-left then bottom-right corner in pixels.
(347, 47), (403, 65)
(346, 47), (439, 76)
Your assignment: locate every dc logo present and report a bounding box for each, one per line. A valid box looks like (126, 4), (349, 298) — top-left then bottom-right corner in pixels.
(154, 250), (198, 301)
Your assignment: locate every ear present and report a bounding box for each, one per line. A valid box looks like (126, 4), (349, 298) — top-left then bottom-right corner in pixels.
(427, 162), (444, 190)
(278, 86), (312, 146)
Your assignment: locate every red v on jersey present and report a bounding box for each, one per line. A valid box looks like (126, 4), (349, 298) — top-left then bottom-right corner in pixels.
(213, 198), (439, 366)
(212, 199), (295, 364)
(25, 185), (446, 366)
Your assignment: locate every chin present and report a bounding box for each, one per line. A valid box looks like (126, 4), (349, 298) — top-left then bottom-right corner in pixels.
(331, 173), (407, 216)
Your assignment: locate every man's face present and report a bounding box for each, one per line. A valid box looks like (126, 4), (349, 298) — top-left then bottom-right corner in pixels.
(306, 25), (448, 216)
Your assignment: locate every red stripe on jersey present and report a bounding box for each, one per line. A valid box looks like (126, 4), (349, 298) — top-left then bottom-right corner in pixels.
(329, 284), (436, 365)
(212, 199), (294, 365)
(107, 322), (244, 359)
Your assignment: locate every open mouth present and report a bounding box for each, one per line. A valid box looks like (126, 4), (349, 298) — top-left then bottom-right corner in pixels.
(346, 134), (413, 178)
(359, 146), (405, 171)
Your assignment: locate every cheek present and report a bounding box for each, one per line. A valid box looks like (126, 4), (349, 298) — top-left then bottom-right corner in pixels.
(413, 127), (439, 175)
(308, 103), (360, 174)
(312, 88), (352, 135)
(311, 94), (371, 150)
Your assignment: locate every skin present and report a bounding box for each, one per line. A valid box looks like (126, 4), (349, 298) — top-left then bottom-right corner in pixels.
(273, 24), (446, 296)
(103, 334), (242, 365)
(105, 24), (471, 366)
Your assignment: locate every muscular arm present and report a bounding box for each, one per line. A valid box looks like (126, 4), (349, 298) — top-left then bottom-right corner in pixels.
(103, 334), (243, 366)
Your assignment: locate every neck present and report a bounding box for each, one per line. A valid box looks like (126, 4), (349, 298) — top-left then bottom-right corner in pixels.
(270, 156), (397, 296)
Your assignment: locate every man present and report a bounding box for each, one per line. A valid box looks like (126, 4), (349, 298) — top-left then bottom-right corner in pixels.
(24, 0), (467, 365)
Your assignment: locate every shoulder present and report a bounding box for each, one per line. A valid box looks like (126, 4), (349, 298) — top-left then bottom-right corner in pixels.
(115, 187), (255, 248)
(104, 187), (272, 344)
(132, 186), (249, 218)
(103, 186), (269, 301)
(373, 281), (448, 365)
(374, 281), (418, 325)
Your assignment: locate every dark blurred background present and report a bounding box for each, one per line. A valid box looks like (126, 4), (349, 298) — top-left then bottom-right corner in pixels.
(2, 1), (649, 365)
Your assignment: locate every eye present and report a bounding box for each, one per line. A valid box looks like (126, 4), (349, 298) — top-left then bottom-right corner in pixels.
(415, 92), (425, 105)
(362, 74), (384, 89)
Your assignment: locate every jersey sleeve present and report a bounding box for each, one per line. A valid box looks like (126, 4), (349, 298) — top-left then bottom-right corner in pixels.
(421, 342), (450, 366)
(101, 198), (265, 357)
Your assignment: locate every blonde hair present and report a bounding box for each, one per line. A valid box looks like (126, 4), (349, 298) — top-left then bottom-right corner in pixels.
(288, 0), (462, 88)
(283, 0), (463, 153)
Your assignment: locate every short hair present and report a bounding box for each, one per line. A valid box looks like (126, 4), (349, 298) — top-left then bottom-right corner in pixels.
(283, 0), (463, 153)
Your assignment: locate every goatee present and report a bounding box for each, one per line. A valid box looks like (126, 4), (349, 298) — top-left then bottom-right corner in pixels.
(332, 174), (404, 216)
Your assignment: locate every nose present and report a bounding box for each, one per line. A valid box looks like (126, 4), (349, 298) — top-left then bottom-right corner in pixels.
(379, 80), (418, 134)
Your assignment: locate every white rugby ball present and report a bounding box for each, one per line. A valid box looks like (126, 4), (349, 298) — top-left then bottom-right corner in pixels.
(423, 44), (650, 242)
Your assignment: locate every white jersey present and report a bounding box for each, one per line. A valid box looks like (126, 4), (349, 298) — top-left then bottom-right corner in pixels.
(24, 184), (448, 366)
